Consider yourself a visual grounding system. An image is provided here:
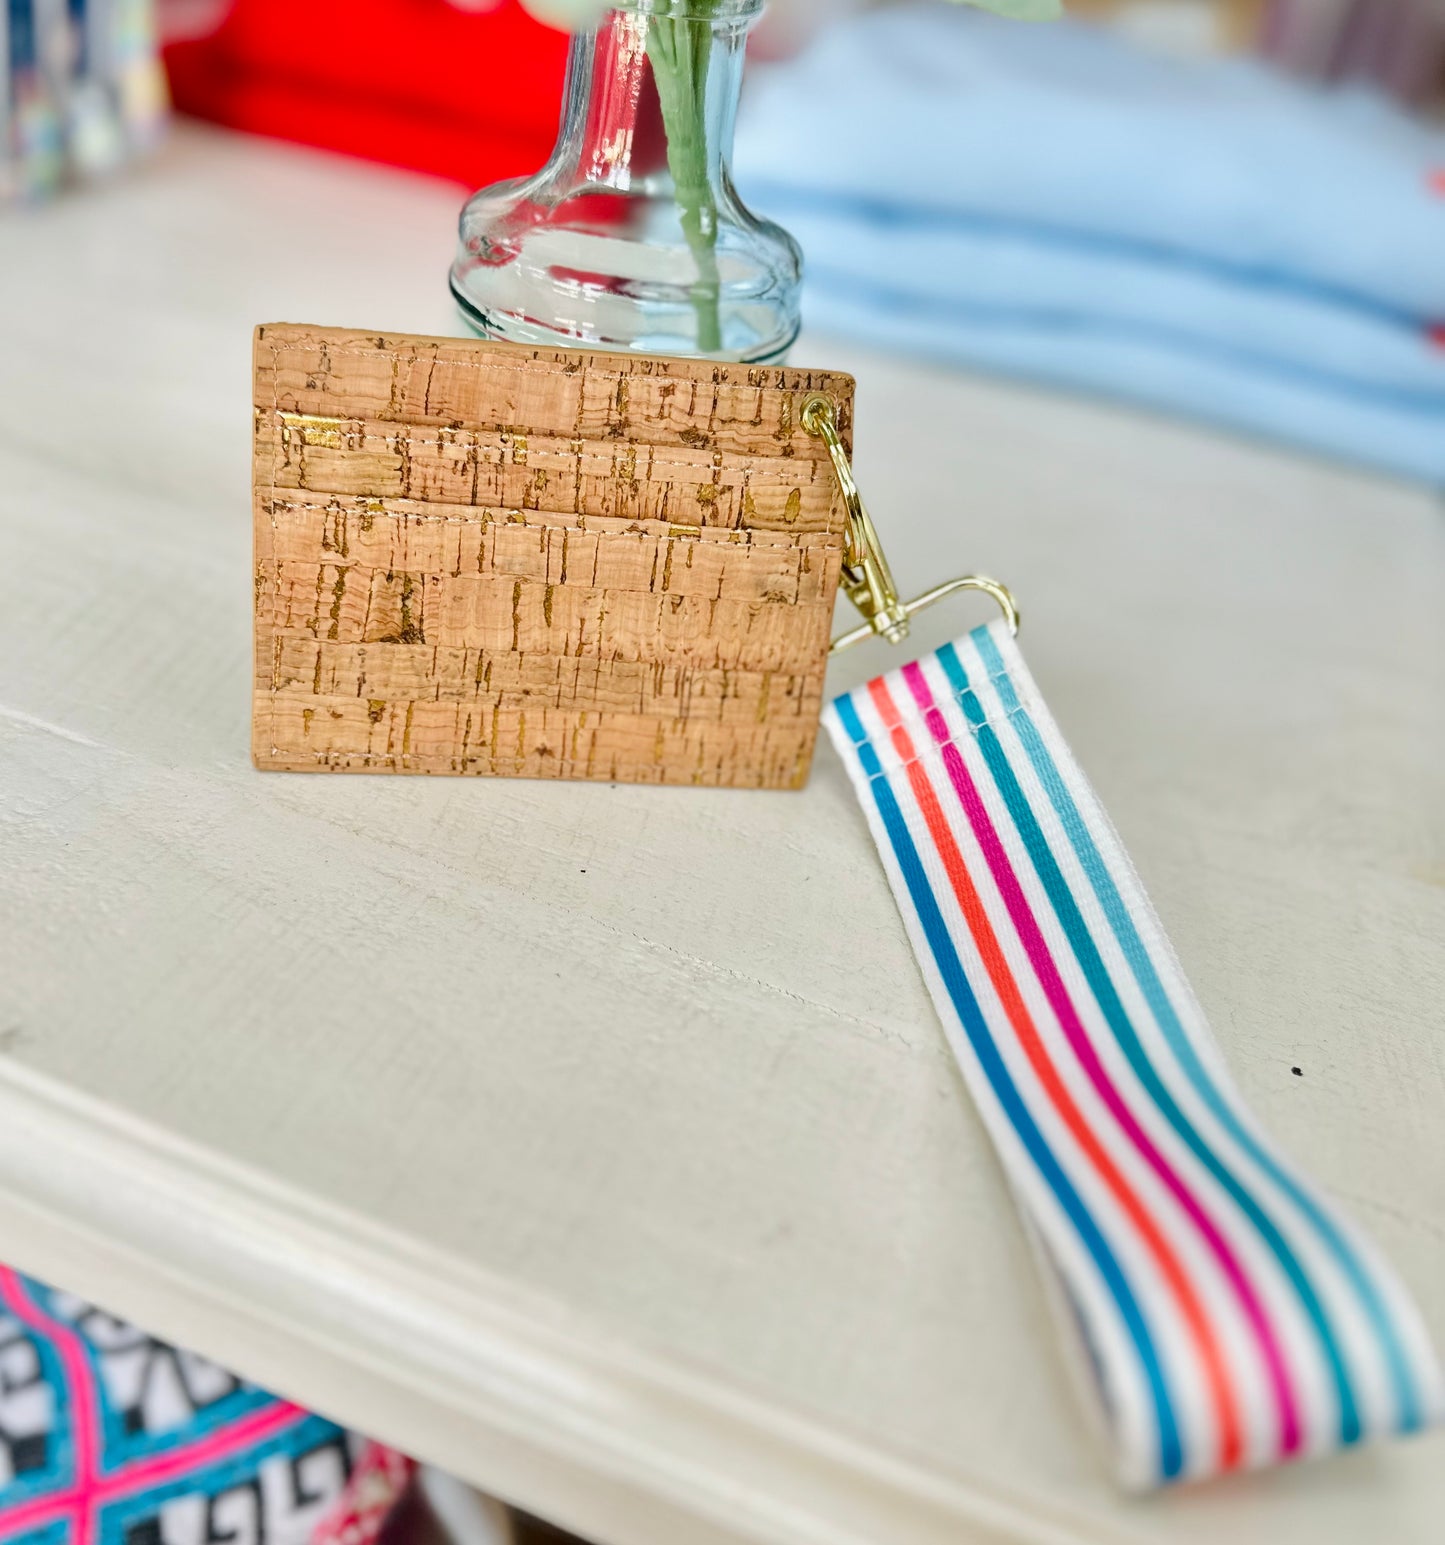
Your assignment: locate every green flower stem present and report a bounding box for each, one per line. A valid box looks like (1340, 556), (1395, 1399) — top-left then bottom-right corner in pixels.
(646, 11), (723, 353)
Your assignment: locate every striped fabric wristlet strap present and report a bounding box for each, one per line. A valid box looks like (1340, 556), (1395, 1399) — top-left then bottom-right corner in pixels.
(824, 620), (1442, 1488)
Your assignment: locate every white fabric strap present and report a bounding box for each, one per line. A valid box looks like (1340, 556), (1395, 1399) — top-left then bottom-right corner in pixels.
(824, 620), (1442, 1487)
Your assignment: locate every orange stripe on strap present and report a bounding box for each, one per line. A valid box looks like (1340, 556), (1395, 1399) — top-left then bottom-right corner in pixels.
(866, 677), (1243, 1471)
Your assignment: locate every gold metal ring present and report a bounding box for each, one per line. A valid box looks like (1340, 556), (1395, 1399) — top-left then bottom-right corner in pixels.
(801, 393), (1020, 655)
(829, 574), (1020, 654)
(801, 394), (910, 645)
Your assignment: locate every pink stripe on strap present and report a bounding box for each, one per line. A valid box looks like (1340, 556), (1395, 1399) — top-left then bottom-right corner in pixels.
(868, 676), (1245, 1470)
(900, 659), (1303, 1457)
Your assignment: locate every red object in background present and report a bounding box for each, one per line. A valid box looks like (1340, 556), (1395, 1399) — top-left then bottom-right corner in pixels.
(163, 0), (570, 188)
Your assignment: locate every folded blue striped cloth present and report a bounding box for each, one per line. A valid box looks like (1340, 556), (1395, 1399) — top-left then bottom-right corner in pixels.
(735, 5), (1445, 485)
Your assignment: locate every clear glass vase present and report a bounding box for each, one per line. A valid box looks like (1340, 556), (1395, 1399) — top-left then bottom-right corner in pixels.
(449, 0), (801, 363)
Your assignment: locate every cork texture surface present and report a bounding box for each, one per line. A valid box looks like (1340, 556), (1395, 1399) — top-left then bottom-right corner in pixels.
(252, 325), (854, 788)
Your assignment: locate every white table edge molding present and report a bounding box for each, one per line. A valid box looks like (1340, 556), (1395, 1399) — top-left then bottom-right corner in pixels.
(0, 1057), (1091, 1545)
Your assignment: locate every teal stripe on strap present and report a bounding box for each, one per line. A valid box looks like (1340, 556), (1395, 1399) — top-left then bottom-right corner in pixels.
(935, 638), (1361, 1448)
(833, 693), (1183, 1482)
(968, 624), (1422, 1434)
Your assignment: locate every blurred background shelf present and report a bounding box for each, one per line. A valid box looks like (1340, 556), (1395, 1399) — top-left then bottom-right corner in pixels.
(156, 0), (1445, 197)
(0, 123), (1443, 1544)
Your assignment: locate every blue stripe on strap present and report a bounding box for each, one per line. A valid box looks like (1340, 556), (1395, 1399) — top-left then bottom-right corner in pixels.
(833, 693), (1184, 1482)
(969, 623), (1423, 1435)
(935, 637), (1360, 1449)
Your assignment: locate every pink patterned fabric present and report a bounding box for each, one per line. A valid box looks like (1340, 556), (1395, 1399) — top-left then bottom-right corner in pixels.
(0, 1269), (413, 1545)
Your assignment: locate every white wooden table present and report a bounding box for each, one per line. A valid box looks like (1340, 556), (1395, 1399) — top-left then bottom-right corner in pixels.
(1, 125), (1442, 1545)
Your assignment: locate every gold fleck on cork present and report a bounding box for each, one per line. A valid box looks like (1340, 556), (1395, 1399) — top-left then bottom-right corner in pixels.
(278, 411), (347, 449)
(252, 324), (853, 788)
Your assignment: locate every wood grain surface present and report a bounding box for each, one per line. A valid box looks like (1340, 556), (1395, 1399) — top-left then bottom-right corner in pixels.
(252, 326), (855, 788)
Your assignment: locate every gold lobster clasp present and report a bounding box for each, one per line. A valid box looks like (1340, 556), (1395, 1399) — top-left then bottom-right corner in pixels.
(800, 394), (1019, 655)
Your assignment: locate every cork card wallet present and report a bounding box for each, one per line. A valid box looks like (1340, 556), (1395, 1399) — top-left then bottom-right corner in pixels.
(252, 324), (855, 791)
